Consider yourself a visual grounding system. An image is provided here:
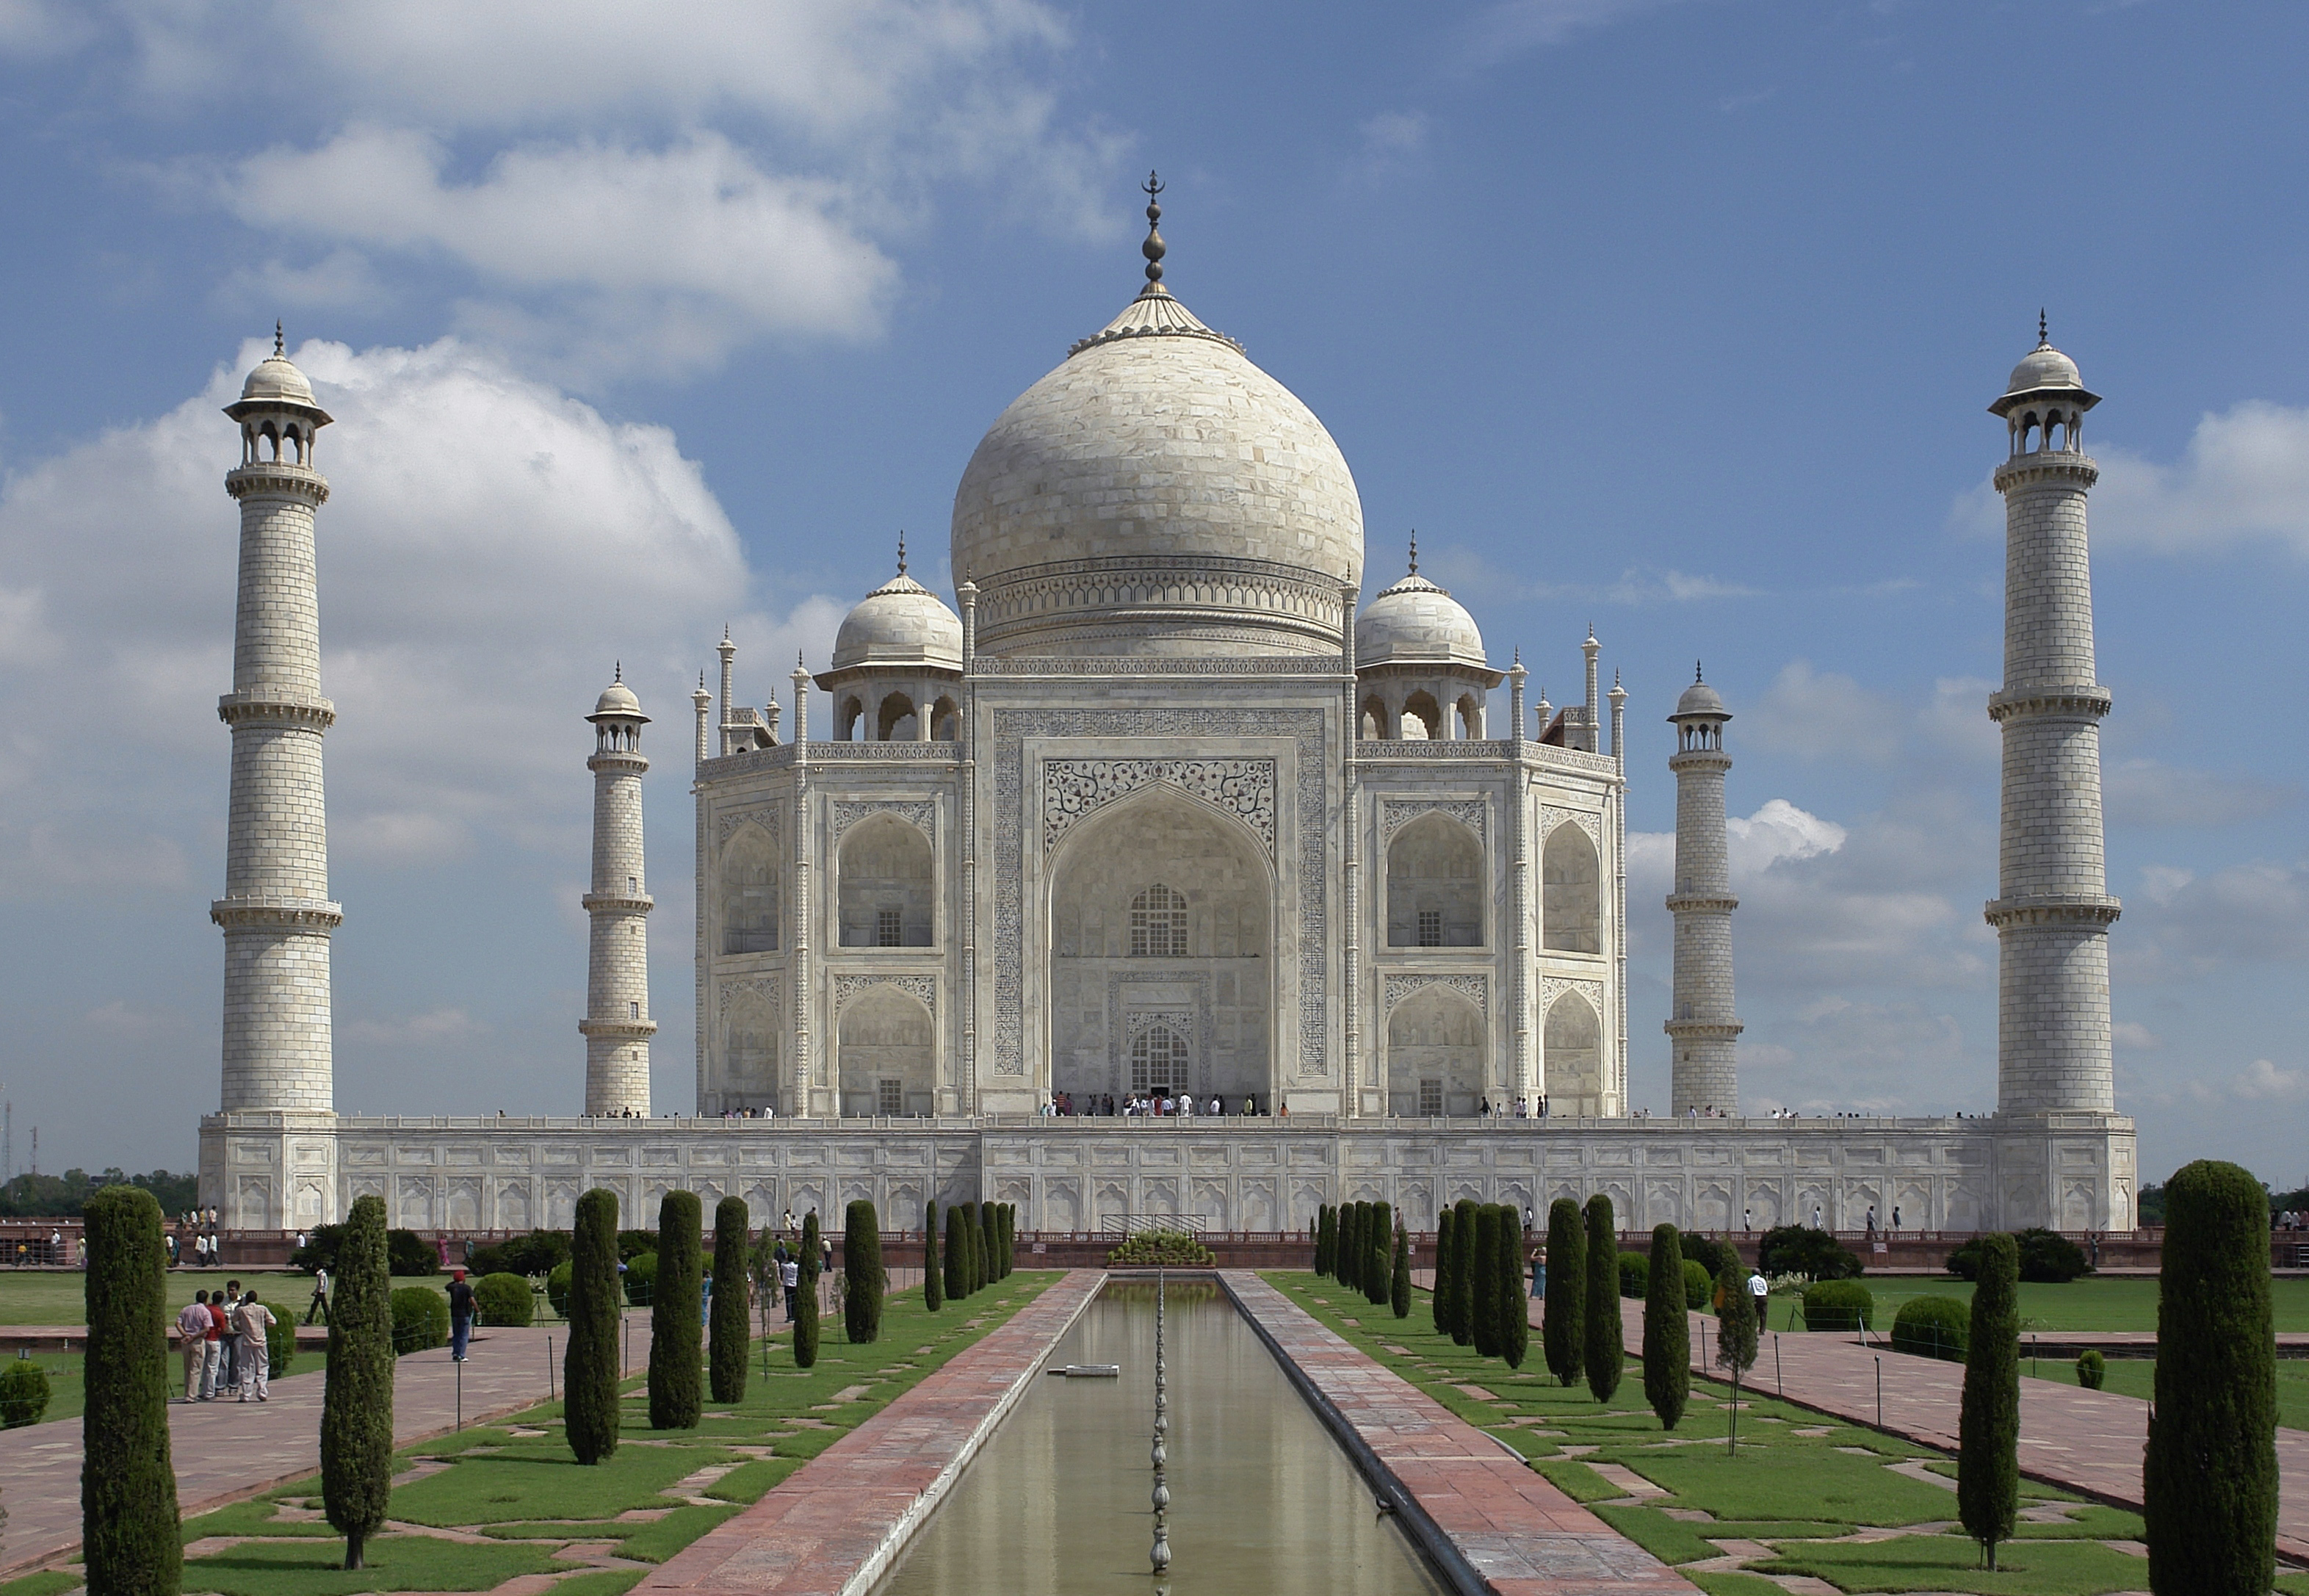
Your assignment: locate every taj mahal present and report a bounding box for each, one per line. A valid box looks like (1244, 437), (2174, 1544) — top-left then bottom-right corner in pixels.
(198, 189), (2136, 1239)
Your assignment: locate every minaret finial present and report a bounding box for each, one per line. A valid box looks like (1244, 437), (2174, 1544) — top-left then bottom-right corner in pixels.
(1407, 532), (1418, 575)
(896, 530), (907, 575)
(2038, 308), (2049, 347)
(614, 660), (622, 683)
(274, 320), (283, 358)
(1696, 660), (1705, 683)
(1140, 170), (1166, 290)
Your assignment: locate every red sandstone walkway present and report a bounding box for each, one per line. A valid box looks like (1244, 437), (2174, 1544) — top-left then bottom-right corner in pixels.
(634, 1271), (1104, 1596)
(0, 1315), (659, 1576)
(1575, 1295), (2309, 1567)
(1223, 1271), (1694, 1596)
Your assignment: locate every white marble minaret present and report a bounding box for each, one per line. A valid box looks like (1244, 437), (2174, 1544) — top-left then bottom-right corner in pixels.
(1666, 668), (1741, 1115)
(214, 333), (340, 1116)
(1987, 324), (2118, 1115)
(580, 671), (654, 1115)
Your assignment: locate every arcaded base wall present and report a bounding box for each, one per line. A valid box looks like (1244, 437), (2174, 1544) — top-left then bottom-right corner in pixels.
(200, 1110), (2135, 1235)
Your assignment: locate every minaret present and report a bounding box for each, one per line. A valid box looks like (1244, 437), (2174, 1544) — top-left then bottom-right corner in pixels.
(1987, 322), (2117, 1115)
(691, 673), (712, 769)
(580, 669), (654, 1116)
(214, 331), (340, 1116)
(1666, 666), (1741, 1115)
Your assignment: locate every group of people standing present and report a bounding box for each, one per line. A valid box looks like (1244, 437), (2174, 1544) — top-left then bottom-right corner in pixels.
(174, 1282), (275, 1402)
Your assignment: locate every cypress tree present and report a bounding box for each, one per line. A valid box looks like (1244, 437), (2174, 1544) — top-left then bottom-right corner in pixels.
(1543, 1197), (1586, 1387)
(1448, 1199), (1479, 1345)
(564, 1188), (621, 1462)
(82, 1184), (180, 1596)
(321, 1193), (395, 1566)
(1715, 1260), (1759, 1454)
(965, 1202), (986, 1293)
(923, 1200), (944, 1312)
(793, 1212), (822, 1368)
(1642, 1223), (1689, 1430)
(1430, 1208), (1455, 1333)
(1958, 1230), (2020, 1570)
(2147, 1159), (2275, 1596)
(649, 1189), (704, 1429)
(845, 1200), (885, 1343)
(979, 1201), (998, 1288)
(1470, 1205), (1503, 1357)
(709, 1197), (751, 1405)
(1337, 1204), (1358, 1293)
(1315, 1205), (1334, 1277)
(1000, 1204), (1014, 1279)
(1365, 1201), (1393, 1306)
(943, 1203), (966, 1301)
(1391, 1222), (1412, 1318)
(1583, 1194), (1622, 1401)
(1497, 1207), (1529, 1369)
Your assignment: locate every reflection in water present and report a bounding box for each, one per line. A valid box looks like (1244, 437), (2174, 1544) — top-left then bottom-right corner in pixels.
(875, 1282), (1443, 1596)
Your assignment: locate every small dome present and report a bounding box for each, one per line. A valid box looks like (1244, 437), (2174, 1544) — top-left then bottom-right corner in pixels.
(590, 678), (644, 720)
(1673, 679), (1727, 720)
(2004, 342), (2082, 397)
(1356, 565), (1486, 670)
(241, 353), (318, 408)
(831, 569), (963, 671)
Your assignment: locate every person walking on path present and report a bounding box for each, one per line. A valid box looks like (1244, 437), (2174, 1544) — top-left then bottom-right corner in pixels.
(306, 1265), (330, 1325)
(1747, 1264), (1770, 1332)
(233, 1290), (274, 1401)
(177, 1290), (212, 1401)
(781, 1252), (800, 1321)
(200, 1287), (228, 1399)
(446, 1268), (476, 1362)
(1531, 1245), (1546, 1299)
(217, 1279), (242, 1393)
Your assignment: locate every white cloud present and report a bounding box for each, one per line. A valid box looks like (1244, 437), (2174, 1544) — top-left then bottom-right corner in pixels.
(1745, 660), (1996, 770)
(1362, 112), (1430, 155)
(2103, 757), (2298, 828)
(1726, 798), (1846, 875)
(2111, 1021), (2161, 1050)
(2122, 859), (2309, 969)
(2230, 1058), (2307, 1100)
(1454, 0), (1689, 65)
(339, 1008), (491, 1047)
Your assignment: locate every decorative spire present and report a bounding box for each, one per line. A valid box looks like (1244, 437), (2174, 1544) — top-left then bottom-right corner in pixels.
(274, 320), (284, 358)
(614, 660), (622, 683)
(1407, 532), (1418, 575)
(1696, 660), (1705, 683)
(1140, 171), (1166, 290)
(896, 530), (907, 576)
(2037, 308), (2049, 347)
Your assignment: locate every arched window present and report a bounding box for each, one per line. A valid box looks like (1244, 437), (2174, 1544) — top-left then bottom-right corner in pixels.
(837, 696), (864, 741)
(1401, 690), (1442, 740)
(1360, 694), (1388, 741)
(876, 692), (917, 742)
(1455, 693), (1483, 739)
(837, 985), (933, 1117)
(930, 696), (958, 740)
(1387, 813), (1481, 947)
(721, 990), (780, 1113)
(1130, 1023), (1189, 1095)
(1542, 823), (1600, 953)
(720, 826), (778, 955)
(838, 815), (933, 947)
(1386, 986), (1485, 1116)
(1544, 992), (1603, 1115)
(1130, 883), (1188, 958)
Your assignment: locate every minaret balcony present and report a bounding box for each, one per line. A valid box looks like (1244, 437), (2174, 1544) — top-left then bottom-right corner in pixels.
(218, 691), (336, 730)
(580, 892), (654, 914)
(1664, 891), (1738, 913)
(578, 1017), (658, 1041)
(1983, 894), (2121, 929)
(1986, 685), (2111, 723)
(1992, 452), (2097, 494)
(211, 894), (344, 930)
(1663, 1019), (1744, 1040)
(225, 461), (330, 503)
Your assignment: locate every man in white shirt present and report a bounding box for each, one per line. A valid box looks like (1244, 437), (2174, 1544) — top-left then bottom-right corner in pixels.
(233, 1290), (275, 1401)
(1746, 1267), (1770, 1332)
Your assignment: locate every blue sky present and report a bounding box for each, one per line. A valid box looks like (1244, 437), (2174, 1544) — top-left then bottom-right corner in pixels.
(3, 1), (2305, 1188)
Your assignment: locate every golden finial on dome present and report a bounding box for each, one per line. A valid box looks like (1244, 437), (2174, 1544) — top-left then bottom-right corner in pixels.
(1141, 171), (1166, 290)
(275, 320), (284, 358)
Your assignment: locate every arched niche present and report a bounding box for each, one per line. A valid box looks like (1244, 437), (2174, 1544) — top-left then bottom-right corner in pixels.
(719, 989), (781, 1113)
(877, 692), (917, 742)
(1543, 991), (1602, 1115)
(720, 824), (779, 955)
(1387, 812), (1482, 947)
(1387, 986), (1486, 1116)
(837, 814), (933, 947)
(1542, 823), (1600, 953)
(837, 985), (933, 1116)
(930, 696), (958, 740)
(1045, 790), (1273, 1109)
(1401, 690), (1442, 740)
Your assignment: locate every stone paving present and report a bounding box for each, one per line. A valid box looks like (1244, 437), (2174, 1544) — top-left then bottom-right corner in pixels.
(631, 1270), (1104, 1596)
(0, 1316), (656, 1577)
(1223, 1271), (1696, 1595)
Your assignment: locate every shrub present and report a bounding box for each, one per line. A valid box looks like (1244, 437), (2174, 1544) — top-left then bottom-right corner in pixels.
(1682, 1259), (1713, 1310)
(1430, 1207), (1455, 1335)
(1618, 1251), (1649, 1299)
(323, 1193), (394, 1567)
(288, 1224), (344, 1276)
(268, 1332), (295, 1382)
(1447, 1199), (1478, 1346)
(83, 1186), (179, 1595)
(793, 1213), (821, 1369)
(546, 1261), (574, 1318)
(922, 1199), (943, 1313)
(1365, 1201), (1393, 1307)
(0, 1358), (51, 1428)
(390, 1288), (449, 1354)
(1105, 1231), (1214, 1266)
(1542, 1199), (1584, 1384)
(563, 1188), (622, 1466)
(1757, 1225), (1862, 1282)
(1583, 1195), (1621, 1401)
(474, 1273), (533, 1328)
(2146, 1159), (2277, 1596)
(2075, 1349), (2105, 1390)
(623, 1252), (658, 1307)
(1959, 1232), (2019, 1570)
(1391, 1223), (1411, 1319)
(1680, 1235), (1738, 1282)
(1715, 1262), (1759, 1380)
(1470, 1205), (1503, 1358)
(616, 1229), (659, 1263)
(1497, 1207), (1528, 1371)
(943, 1205), (967, 1301)
(650, 1190), (704, 1429)
(844, 1200), (885, 1346)
(466, 1230), (571, 1280)
(1946, 1228), (2091, 1284)
(978, 1202), (999, 1291)
(1316, 1204), (1334, 1278)
(1802, 1279), (1874, 1332)
(709, 1196), (751, 1405)
(1891, 1295), (1968, 1361)
(1642, 1224), (1688, 1430)
(386, 1229), (439, 1277)
(1338, 1204), (1361, 1295)
(1001, 1205), (1015, 1279)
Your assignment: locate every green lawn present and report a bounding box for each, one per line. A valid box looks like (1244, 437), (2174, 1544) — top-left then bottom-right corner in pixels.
(0, 1270), (318, 1326)
(1754, 1274), (2309, 1335)
(2023, 1353), (2309, 1430)
(1270, 1271), (2156, 1596)
(159, 1272), (1061, 1595)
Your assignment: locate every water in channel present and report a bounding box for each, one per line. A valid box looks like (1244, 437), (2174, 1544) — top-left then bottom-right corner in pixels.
(874, 1282), (1444, 1596)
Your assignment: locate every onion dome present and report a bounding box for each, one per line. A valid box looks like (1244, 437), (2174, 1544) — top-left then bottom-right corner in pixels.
(831, 546), (963, 671)
(588, 668), (646, 723)
(225, 323), (332, 424)
(1990, 313), (2100, 416)
(1670, 665), (1727, 723)
(1355, 541), (1487, 670)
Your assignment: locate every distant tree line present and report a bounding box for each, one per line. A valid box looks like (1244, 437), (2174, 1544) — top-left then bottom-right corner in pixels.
(0, 1168), (199, 1218)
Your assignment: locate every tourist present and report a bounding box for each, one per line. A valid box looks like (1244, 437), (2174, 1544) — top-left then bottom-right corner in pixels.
(1531, 1246), (1545, 1299)
(781, 1249), (800, 1321)
(201, 1287), (229, 1399)
(178, 1289), (214, 1402)
(219, 1279), (242, 1391)
(1864, 1207), (1876, 1241)
(447, 1268), (476, 1362)
(306, 1264), (330, 1325)
(1891, 1206), (1901, 1234)
(233, 1290), (274, 1401)
(784, 1207), (798, 1239)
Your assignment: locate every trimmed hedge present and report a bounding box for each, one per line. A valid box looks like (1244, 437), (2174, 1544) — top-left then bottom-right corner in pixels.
(1429, 1207), (1454, 1335)
(563, 1188), (623, 1465)
(1681, 1258), (1713, 1310)
(1642, 1224), (1688, 1430)
(324, 1193), (394, 1566)
(466, 1230), (571, 1279)
(623, 1252), (657, 1307)
(268, 1332), (295, 1382)
(943, 1205), (967, 1301)
(546, 1260), (574, 1318)
(1583, 1195), (1621, 1401)
(1891, 1295), (1969, 1362)
(1365, 1201), (1393, 1307)
(1542, 1199), (1584, 1385)
(1802, 1279), (1874, 1332)
(1107, 1231), (1213, 1266)
(0, 1360), (52, 1428)
(924, 1199), (943, 1312)
(474, 1272), (533, 1328)
(1757, 1225), (1863, 1281)
(709, 1196), (752, 1405)
(82, 1185), (181, 1595)
(390, 1287), (449, 1354)
(1680, 1234), (1738, 1282)
(1946, 1228), (2091, 1285)
(793, 1212), (822, 1369)
(1618, 1251), (1648, 1299)
(1391, 1222), (1411, 1319)
(978, 1202), (999, 1292)
(1316, 1204), (1335, 1278)
(2075, 1349), (2105, 1390)
(1959, 1232), (2020, 1569)
(1447, 1199), (1478, 1346)
(844, 1200), (885, 1345)
(1470, 1205), (1503, 1358)
(649, 1191), (704, 1429)
(1497, 1207), (1528, 1370)
(386, 1229), (440, 1277)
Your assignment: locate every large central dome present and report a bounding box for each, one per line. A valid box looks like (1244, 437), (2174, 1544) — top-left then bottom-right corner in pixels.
(950, 281), (1364, 657)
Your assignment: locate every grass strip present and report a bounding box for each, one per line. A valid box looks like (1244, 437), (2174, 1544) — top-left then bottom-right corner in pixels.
(1749, 1533), (2151, 1595)
(1592, 1503), (1723, 1564)
(181, 1533), (557, 1596)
